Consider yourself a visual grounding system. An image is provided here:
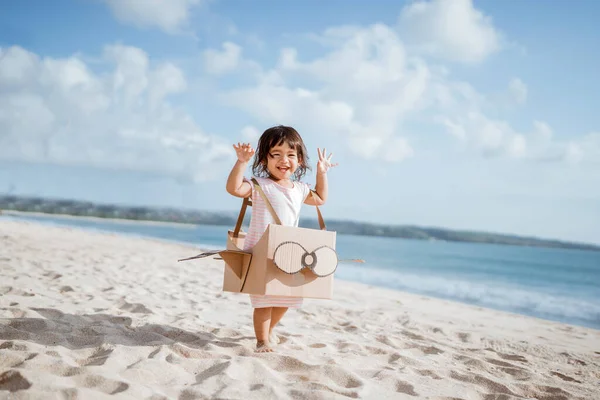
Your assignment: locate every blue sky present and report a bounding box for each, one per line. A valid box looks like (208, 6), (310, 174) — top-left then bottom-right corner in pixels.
(1, 0), (599, 244)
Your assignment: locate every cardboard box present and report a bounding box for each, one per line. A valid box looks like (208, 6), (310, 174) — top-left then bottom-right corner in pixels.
(221, 224), (337, 299)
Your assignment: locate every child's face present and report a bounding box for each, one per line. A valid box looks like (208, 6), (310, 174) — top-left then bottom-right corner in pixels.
(266, 141), (300, 181)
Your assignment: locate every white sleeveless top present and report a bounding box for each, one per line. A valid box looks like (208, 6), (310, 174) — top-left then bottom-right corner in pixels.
(243, 176), (310, 251)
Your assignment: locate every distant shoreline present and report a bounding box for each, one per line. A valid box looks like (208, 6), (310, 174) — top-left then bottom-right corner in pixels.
(1, 195), (599, 252)
(2, 210), (198, 229)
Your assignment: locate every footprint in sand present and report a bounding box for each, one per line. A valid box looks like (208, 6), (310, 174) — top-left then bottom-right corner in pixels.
(0, 370), (32, 392)
(388, 353), (402, 363)
(415, 369), (442, 380)
(453, 354), (486, 369)
(73, 374), (129, 395)
(498, 366), (531, 381)
(79, 345), (115, 367)
(496, 352), (528, 363)
(117, 299), (153, 314)
(364, 345), (389, 355)
(165, 353), (183, 365)
(559, 351), (587, 366)
(43, 271), (62, 280)
(517, 383), (574, 400)
(372, 370), (419, 396)
(35, 360), (82, 378)
(322, 364), (364, 390)
(9, 319), (48, 332)
(194, 362), (231, 385)
(427, 398), (465, 400)
(375, 334), (400, 349)
(402, 330), (426, 341)
(550, 371), (582, 384)
(485, 358), (519, 368)
(396, 380), (418, 396)
(450, 370), (518, 397)
(59, 286), (74, 293)
(485, 357), (531, 380)
(31, 308), (64, 319)
(457, 332), (471, 343)
(417, 345), (444, 355)
(387, 352), (422, 367)
(1, 287), (34, 297)
(0, 350), (37, 369)
(0, 341), (29, 352)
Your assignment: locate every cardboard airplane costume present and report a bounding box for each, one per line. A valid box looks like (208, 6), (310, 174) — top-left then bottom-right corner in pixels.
(179, 178), (352, 300)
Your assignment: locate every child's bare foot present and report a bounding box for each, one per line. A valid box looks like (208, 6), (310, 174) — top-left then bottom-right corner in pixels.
(256, 341), (274, 353)
(269, 331), (280, 345)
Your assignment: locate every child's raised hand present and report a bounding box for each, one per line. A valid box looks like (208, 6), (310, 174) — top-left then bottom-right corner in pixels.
(316, 148), (338, 174)
(233, 142), (255, 163)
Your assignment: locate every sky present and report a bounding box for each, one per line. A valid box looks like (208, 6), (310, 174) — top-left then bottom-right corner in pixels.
(1, 0), (599, 245)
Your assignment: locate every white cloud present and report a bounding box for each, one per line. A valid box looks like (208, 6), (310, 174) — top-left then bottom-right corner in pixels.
(564, 132), (600, 164)
(214, 20), (594, 167)
(398, 0), (502, 63)
(103, 0), (201, 34)
(0, 45), (230, 182)
(509, 78), (527, 104)
(437, 114), (599, 165)
(439, 113), (527, 158)
(241, 125), (260, 140)
(203, 42), (242, 75)
(222, 24), (427, 162)
(382, 137), (414, 162)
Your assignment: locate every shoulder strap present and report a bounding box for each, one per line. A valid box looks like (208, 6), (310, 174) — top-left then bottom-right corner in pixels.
(309, 190), (327, 231)
(232, 196), (251, 238)
(249, 178), (327, 231)
(251, 178), (282, 225)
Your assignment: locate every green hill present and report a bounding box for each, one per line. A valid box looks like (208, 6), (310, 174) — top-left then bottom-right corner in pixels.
(2, 195), (598, 252)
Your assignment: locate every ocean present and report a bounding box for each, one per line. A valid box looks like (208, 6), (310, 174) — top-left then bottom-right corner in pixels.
(4, 212), (599, 330)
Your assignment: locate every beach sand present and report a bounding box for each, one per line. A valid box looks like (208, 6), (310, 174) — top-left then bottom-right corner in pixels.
(1, 219), (599, 399)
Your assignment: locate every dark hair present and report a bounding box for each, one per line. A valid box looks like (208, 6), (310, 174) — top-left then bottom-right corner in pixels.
(252, 125), (310, 180)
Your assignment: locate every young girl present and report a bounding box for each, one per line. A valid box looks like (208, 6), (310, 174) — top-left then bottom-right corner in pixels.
(225, 125), (337, 353)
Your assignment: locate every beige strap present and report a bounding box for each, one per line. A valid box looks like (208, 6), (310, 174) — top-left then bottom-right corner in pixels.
(232, 196), (251, 238)
(251, 178), (326, 231)
(251, 178), (282, 225)
(310, 190), (326, 230)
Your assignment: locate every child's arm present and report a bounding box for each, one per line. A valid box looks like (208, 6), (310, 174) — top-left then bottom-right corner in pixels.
(305, 148), (338, 206)
(226, 143), (254, 198)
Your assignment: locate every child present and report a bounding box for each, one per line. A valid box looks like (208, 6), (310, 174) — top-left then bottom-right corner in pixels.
(225, 125), (337, 353)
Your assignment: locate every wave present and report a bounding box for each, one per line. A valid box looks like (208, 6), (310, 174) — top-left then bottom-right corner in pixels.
(337, 263), (600, 329)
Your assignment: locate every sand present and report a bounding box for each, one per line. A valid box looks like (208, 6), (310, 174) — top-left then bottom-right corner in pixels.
(1, 219), (599, 399)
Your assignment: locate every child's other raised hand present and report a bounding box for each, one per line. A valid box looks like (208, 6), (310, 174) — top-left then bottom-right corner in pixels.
(316, 148), (338, 175)
(233, 142), (255, 163)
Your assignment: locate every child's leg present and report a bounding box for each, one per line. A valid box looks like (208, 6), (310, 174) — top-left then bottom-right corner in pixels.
(269, 307), (288, 333)
(268, 307), (288, 345)
(253, 307), (273, 352)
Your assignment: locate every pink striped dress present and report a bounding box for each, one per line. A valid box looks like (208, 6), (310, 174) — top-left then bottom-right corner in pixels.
(243, 176), (310, 308)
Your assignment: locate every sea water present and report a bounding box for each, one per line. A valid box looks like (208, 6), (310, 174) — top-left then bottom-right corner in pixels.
(4, 213), (599, 330)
